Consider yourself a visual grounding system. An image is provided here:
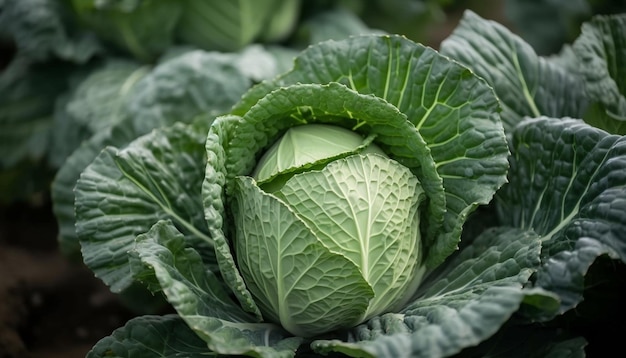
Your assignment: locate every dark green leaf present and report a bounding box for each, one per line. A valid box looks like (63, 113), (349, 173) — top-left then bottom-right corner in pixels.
(0, 0), (101, 63)
(573, 14), (626, 134)
(87, 314), (210, 358)
(440, 10), (588, 133)
(497, 117), (626, 312)
(75, 121), (213, 292)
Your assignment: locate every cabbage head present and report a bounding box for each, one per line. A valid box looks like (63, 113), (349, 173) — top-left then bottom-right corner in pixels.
(235, 124), (426, 336)
(75, 35), (558, 358)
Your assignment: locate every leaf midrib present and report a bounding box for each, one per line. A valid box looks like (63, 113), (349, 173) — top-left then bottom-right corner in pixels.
(114, 157), (214, 247)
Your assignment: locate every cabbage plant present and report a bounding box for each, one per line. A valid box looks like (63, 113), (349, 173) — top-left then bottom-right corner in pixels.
(67, 0), (301, 61)
(76, 35), (560, 357)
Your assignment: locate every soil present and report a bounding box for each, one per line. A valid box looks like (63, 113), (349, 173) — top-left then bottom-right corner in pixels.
(0, 198), (136, 358)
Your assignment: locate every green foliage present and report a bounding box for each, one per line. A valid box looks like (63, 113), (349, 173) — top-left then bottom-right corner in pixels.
(74, 35), (551, 357)
(2, 1), (625, 357)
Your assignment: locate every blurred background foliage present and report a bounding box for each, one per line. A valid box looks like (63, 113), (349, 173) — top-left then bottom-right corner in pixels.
(1, 0), (625, 206)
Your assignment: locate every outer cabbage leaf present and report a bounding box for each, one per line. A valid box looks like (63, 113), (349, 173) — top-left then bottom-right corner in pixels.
(75, 121), (214, 292)
(46, 59), (149, 169)
(52, 49), (254, 257)
(124, 50), (252, 135)
(52, 120), (136, 258)
(573, 14), (626, 134)
(232, 35), (508, 269)
(87, 314), (211, 358)
(202, 114), (263, 319)
(496, 117), (626, 313)
(232, 175), (374, 337)
(64, 59), (149, 133)
(311, 227), (552, 358)
(130, 220), (301, 357)
(440, 10), (588, 133)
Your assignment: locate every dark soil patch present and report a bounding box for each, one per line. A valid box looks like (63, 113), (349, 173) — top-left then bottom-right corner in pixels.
(0, 199), (136, 358)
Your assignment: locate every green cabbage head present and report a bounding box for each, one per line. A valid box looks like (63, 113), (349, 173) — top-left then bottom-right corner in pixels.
(74, 35), (557, 358)
(234, 124), (426, 336)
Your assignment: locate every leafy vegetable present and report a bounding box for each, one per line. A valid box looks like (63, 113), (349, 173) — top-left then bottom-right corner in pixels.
(74, 34), (557, 357)
(3, 2), (624, 357)
(87, 314), (211, 358)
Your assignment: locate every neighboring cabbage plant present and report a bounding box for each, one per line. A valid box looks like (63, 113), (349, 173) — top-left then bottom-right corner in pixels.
(75, 35), (559, 357)
(68, 0), (301, 61)
(441, 11), (626, 317)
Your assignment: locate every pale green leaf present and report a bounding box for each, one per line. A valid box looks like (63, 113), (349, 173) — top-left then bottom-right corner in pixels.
(202, 84), (438, 319)
(277, 154), (425, 318)
(232, 175), (374, 337)
(252, 124), (384, 189)
(229, 82), (447, 266)
(202, 115), (264, 320)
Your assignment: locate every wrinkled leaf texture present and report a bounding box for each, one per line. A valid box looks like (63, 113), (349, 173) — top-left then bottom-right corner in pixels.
(232, 34), (509, 270)
(497, 117), (626, 313)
